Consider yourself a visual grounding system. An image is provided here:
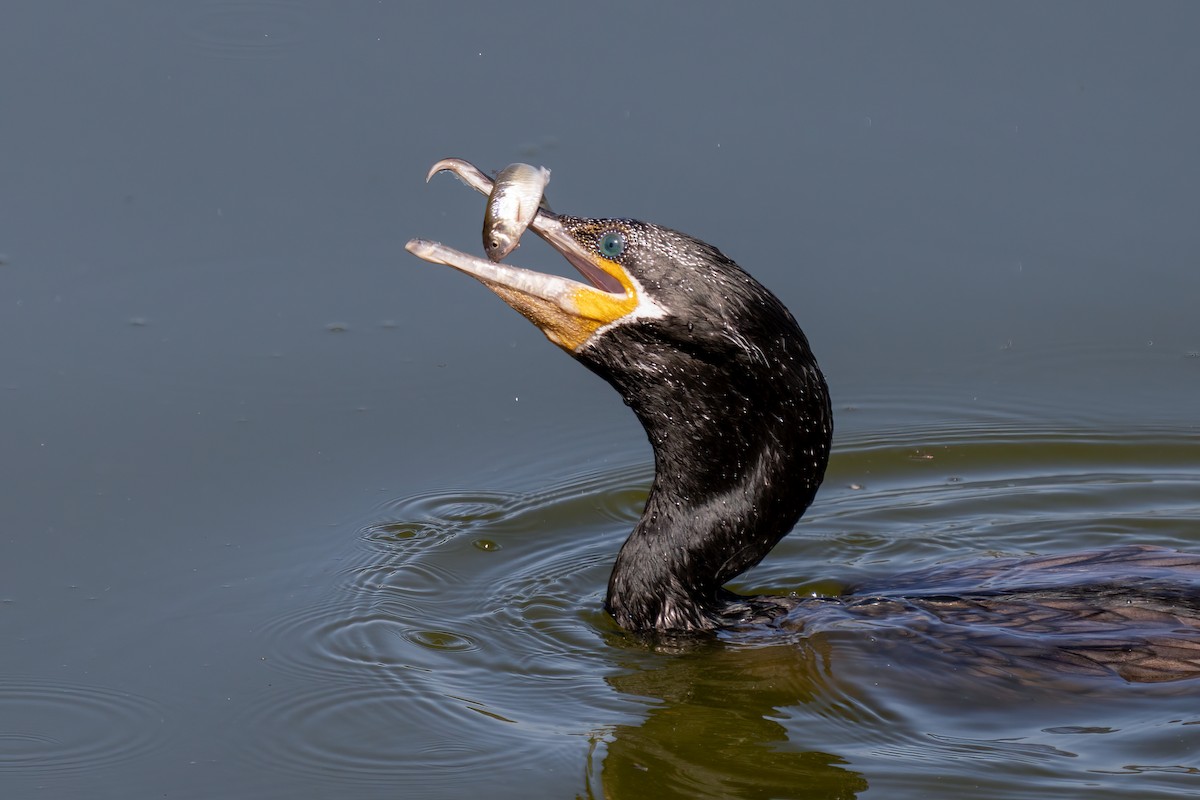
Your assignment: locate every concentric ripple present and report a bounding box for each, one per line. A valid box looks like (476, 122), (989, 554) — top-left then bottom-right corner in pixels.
(241, 462), (649, 783)
(244, 423), (1200, 796)
(259, 485), (555, 680)
(259, 466), (650, 675)
(752, 425), (1200, 590)
(231, 682), (536, 789)
(0, 676), (167, 776)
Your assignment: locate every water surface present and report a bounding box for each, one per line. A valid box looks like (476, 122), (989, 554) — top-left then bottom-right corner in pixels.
(2, 2), (1199, 798)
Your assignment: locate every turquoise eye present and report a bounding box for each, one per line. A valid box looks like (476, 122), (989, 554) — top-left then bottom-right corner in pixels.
(600, 232), (625, 259)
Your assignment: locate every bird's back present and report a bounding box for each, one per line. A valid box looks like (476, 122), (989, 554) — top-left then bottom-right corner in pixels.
(754, 546), (1200, 683)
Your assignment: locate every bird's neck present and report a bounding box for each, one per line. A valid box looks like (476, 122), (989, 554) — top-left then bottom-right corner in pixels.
(585, 322), (833, 632)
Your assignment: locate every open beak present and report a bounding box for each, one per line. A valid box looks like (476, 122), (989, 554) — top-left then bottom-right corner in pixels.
(406, 158), (639, 352)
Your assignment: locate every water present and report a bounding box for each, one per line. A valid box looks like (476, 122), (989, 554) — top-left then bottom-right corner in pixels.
(3, 2), (1200, 798)
(219, 421), (1200, 799)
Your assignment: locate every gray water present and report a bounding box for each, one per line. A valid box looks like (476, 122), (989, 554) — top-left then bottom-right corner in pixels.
(3, 2), (1199, 798)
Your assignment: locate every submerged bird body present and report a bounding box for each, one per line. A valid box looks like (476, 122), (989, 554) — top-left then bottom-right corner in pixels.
(730, 545), (1200, 682)
(408, 158), (1200, 682)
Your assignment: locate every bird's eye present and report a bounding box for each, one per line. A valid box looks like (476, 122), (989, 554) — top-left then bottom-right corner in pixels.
(599, 232), (625, 259)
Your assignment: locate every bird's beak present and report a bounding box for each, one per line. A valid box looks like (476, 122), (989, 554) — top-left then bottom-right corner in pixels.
(406, 158), (640, 352)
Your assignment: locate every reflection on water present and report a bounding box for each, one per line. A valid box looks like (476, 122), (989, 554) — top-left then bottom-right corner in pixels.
(228, 423), (1200, 798)
(598, 642), (870, 800)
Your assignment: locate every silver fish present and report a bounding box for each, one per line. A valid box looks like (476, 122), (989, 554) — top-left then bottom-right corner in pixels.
(426, 157), (492, 194)
(481, 163), (550, 262)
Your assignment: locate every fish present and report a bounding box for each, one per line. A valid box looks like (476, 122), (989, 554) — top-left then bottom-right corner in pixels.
(426, 157), (492, 193)
(481, 163), (550, 262)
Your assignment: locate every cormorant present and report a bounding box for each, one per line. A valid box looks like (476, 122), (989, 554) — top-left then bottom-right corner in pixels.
(407, 158), (1200, 682)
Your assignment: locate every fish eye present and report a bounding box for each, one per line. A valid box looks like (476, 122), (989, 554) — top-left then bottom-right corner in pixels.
(599, 232), (625, 259)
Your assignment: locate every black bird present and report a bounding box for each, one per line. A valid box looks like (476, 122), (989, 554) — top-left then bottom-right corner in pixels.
(407, 158), (1200, 682)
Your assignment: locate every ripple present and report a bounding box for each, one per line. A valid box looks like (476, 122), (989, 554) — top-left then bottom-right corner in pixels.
(363, 489), (519, 551)
(587, 463), (652, 524)
(250, 462), (652, 781)
(876, 732), (1080, 766)
(258, 601), (436, 680)
(403, 628), (479, 652)
(180, 0), (312, 59)
(760, 426), (1200, 586)
(1044, 725), (1117, 735)
(831, 424), (1200, 476)
(256, 421), (1200, 798)
(343, 557), (465, 599)
(231, 682), (554, 790)
(361, 520), (443, 545)
(0, 676), (166, 775)
(246, 424), (1200, 797)
(256, 467), (642, 686)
